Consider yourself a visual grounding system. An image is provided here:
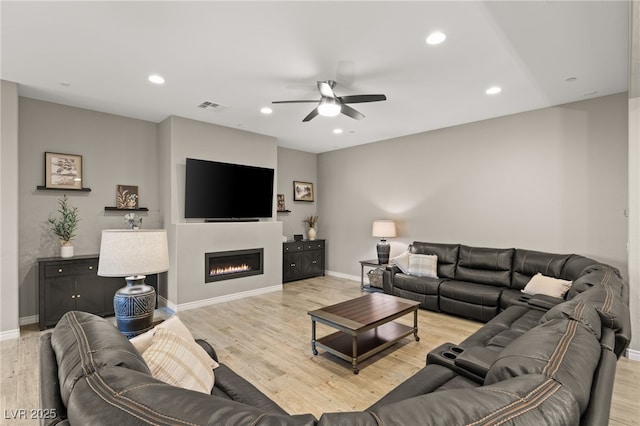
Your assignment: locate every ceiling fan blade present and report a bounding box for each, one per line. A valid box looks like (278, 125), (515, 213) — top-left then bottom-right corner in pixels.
(302, 108), (319, 122)
(317, 81), (336, 98)
(272, 100), (319, 104)
(340, 104), (365, 120)
(339, 94), (387, 104)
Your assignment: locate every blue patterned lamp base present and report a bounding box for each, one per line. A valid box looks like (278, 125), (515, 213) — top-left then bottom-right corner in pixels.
(113, 276), (156, 338)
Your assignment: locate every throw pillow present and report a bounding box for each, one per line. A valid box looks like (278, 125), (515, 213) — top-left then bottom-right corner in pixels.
(408, 254), (438, 278)
(143, 328), (215, 394)
(522, 273), (572, 298)
(391, 250), (411, 274)
(130, 314), (218, 370)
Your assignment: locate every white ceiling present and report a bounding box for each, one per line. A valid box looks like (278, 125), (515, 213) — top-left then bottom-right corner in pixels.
(1, 1), (629, 154)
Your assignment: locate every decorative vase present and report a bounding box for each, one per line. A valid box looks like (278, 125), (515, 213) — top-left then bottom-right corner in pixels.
(307, 227), (317, 241)
(60, 243), (74, 258)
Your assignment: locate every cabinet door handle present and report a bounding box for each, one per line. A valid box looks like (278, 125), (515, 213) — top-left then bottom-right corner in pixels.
(58, 268), (63, 273)
(88, 266), (93, 270)
(312, 260), (317, 264)
(71, 295), (75, 299)
(77, 294), (81, 298)
(291, 263), (296, 267)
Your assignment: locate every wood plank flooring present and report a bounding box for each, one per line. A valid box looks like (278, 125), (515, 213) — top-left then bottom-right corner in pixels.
(1, 276), (638, 424)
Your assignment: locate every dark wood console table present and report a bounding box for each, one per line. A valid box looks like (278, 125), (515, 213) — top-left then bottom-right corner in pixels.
(38, 255), (157, 330)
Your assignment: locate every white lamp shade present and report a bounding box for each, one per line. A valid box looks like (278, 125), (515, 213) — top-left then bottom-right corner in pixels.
(372, 220), (397, 238)
(98, 229), (169, 277)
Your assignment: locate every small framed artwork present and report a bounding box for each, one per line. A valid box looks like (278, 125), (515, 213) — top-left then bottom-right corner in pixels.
(277, 194), (286, 211)
(116, 185), (139, 209)
(45, 152), (83, 190)
(293, 181), (314, 202)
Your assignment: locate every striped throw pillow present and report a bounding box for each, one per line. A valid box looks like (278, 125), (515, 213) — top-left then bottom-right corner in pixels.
(143, 328), (215, 394)
(408, 254), (438, 278)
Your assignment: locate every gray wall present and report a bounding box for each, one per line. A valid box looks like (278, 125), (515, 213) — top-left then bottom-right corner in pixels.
(277, 147), (318, 240)
(318, 94), (629, 279)
(17, 98), (161, 319)
(1, 80), (20, 337)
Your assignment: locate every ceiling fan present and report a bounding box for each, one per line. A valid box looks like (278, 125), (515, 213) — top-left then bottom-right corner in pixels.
(272, 80), (387, 122)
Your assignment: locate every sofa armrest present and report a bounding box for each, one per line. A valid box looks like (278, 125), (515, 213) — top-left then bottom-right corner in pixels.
(527, 294), (565, 310)
(196, 338), (219, 362)
(383, 265), (400, 294)
(39, 333), (68, 426)
(454, 346), (499, 379)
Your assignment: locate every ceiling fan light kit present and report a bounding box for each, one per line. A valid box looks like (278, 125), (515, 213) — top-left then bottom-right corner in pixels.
(273, 80), (386, 122)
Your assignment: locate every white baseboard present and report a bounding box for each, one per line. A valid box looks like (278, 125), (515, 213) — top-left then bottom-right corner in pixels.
(326, 270), (360, 282)
(627, 348), (640, 361)
(19, 315), (38, 326)
(0, 328), (20, 341)
(171, 285), (282, 312)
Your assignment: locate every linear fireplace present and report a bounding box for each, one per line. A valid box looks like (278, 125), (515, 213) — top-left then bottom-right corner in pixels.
(205, 248), (264, 283)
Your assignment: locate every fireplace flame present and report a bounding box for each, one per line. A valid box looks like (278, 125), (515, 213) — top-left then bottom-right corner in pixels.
(210, 263), (251, 276)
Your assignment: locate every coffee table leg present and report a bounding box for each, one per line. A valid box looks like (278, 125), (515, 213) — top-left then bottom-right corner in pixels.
(413, 309), (420, 341)
(352, 335), (359, 374)
(311, 319), (318, 355)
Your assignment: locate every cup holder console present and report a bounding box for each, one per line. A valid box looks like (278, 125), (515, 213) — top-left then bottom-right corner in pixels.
(427, 342), (484, 384)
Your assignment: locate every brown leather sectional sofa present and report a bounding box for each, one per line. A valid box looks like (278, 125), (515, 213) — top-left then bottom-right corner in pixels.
(39, 243), (631, 425)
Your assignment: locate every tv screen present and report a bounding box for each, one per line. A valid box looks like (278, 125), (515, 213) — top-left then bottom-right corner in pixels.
(185, 158), (274, 219)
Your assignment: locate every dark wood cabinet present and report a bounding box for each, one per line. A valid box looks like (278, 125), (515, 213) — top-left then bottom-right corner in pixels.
(38, 255), (157, 330)
(283, 240), (325, 283)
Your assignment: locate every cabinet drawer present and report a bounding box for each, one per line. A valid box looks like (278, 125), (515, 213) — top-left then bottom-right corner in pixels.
(44, 261), (98, 278)
(305, 241), (325, 250)
(283, 243), (304, 252)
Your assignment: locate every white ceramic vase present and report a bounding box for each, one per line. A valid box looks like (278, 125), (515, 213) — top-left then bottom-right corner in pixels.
(60, 244), (74, 258)
(307, 227), (317, 241)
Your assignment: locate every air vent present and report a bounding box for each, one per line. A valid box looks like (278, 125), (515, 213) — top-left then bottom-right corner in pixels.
(197, 101), (226, 111)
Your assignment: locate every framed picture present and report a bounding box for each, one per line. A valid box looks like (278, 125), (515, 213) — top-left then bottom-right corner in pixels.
(116, 185), (139, 209)
(45, 152), (83, 190)
(277, 194), (286, 211)
(293, 181), (314, 202)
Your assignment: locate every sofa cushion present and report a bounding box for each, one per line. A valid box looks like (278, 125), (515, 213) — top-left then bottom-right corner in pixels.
(485, 318), (601, 414)
(320, 375), (581, 426)
(411, 242), (459, 279)
(522, 273), (572, 299)
(566, 268), (626, 301)
(561, 254), (608, 281)
(51, 311), (150, 406)
(143, 328), (215, 394)
(511, 249), (572, 290)
(540, 300), (602, 340)
(408, 254), (438, 278)
(455, 245), (513, 287)
(394, 273), (444, 295)
(439, 280), (502, 306)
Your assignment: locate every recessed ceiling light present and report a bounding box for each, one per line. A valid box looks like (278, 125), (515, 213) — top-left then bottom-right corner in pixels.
(148, 74), (165, 85)
(426, 31), (446, 45)
(260, 107), (273, 115)
(485, 86), (502, 95)
(333, 128), (343, 134)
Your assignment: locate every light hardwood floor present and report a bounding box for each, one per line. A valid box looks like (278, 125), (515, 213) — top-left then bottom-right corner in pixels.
(1, 276), (638, 424)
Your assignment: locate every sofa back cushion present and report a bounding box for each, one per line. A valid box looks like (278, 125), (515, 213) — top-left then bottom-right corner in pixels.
(51, 311), (150, 406)
(485, 317), (601, 414)
(411, 242), (459, 279)
(511, 249), (572, 290)
(561, 254), (608, 281)
(455, 245), (513, 287)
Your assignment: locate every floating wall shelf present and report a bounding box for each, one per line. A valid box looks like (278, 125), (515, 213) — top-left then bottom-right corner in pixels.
(104, 207), (149, 212)
(36, 186), (92, 192)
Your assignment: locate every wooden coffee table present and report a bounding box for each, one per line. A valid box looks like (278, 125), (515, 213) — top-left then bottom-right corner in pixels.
(308, 293), (420, 374)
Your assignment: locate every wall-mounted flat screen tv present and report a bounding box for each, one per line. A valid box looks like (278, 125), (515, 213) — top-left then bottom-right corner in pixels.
(185, 158), (274, 219)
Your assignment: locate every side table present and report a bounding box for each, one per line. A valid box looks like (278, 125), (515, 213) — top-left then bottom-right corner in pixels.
(359, 259), (390, 292)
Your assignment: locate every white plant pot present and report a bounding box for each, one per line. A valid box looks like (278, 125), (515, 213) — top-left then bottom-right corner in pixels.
(60, 245), (74, 258)
(307, 227), (317, 241)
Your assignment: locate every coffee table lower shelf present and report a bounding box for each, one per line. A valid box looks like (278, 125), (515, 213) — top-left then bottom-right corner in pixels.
(313, 322), (416, 374)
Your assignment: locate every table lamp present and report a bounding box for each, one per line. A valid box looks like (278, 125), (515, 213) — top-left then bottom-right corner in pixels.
(98, 229), (169, 338)
(372, 220), (396, 264)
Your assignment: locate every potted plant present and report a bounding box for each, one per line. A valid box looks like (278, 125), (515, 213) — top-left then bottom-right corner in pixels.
(48, 195), (80, 258)
(303, 215), (318, 241)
